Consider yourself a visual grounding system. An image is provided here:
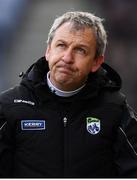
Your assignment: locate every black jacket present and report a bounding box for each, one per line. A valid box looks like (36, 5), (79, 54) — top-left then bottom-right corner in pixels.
(0, 57), (137, 178)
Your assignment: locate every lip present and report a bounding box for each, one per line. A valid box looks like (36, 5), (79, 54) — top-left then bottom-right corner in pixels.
(57, 65), (73, 74)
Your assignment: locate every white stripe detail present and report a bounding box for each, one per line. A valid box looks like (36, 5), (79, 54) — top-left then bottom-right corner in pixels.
(119, 127), (137, 156)
(0, 121), (7, 130)
(14, 99), (35, 106)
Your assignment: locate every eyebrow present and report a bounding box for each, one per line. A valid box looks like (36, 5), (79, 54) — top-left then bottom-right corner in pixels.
(56, 39), (89, 49)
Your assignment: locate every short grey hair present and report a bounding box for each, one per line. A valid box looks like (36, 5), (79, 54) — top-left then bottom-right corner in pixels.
(47, 11), (107, 58)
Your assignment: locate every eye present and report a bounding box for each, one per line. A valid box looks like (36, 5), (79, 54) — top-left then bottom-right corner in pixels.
(76, 47), (86, 55)
(57, 43), (66, 48)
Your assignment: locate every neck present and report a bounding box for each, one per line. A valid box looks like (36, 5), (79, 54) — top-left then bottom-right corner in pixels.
(47, 72), (85, 97)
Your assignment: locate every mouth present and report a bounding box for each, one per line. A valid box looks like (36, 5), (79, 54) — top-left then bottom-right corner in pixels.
(57, 65), (74, 75)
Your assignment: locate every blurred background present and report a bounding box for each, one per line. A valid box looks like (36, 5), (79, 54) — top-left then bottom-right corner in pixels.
(0, 0), (137, 109)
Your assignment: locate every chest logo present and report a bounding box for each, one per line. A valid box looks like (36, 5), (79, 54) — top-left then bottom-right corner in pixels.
(21, 120), (45, 130)
(86, 117), (100, 135)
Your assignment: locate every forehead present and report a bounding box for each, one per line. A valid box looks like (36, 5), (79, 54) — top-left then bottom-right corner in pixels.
(52, 22), (96, 45)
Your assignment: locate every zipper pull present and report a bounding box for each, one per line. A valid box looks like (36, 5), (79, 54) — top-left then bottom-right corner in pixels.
(63, 117), (67, 127)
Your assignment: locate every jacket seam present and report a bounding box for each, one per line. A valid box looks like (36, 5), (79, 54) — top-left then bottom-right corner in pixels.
(0, 121), (7, 130)
(119, 127), (137, 156)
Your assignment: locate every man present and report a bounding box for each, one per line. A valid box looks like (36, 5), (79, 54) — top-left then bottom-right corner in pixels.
(0, 11), (137, 178)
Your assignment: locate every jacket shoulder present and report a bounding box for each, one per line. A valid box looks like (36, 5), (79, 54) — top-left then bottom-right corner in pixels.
(0, 85), (28, 104)
(101, 90), (126, 105)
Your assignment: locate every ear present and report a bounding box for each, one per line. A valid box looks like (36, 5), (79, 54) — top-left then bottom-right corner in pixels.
(45, 45), (51, 61)
(91, 55), (104, 72)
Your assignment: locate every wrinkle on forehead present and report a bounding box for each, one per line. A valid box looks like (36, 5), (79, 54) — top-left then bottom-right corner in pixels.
(59, 22), (96, 46)
(54, 22), (96, 46)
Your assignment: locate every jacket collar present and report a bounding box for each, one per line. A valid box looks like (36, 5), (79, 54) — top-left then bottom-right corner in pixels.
(20, 56), (122, 102)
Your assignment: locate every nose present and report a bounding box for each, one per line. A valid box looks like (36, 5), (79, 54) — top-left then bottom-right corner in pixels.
(62, 48), (73, 63)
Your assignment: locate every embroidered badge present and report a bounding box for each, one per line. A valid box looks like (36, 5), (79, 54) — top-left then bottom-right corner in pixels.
(86, 117), (100, 135)
(21, 120), (45, 130)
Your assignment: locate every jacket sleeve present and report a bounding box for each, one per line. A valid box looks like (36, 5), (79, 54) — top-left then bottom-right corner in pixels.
(0, 103), (14, 177)
(114, 100), (137, 177)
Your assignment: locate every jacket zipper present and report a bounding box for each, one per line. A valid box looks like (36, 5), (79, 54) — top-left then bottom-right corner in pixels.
(63, 116), (68, 177)
(63, 117), (67, 127)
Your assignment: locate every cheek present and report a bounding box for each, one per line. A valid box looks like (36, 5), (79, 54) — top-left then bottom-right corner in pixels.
(77, 62), (92, 75)
(48, 55), (62, 72)
(48, 54), (58, 67)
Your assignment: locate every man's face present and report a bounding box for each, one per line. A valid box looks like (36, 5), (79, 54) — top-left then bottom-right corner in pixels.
(45, 22), (104, 91)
